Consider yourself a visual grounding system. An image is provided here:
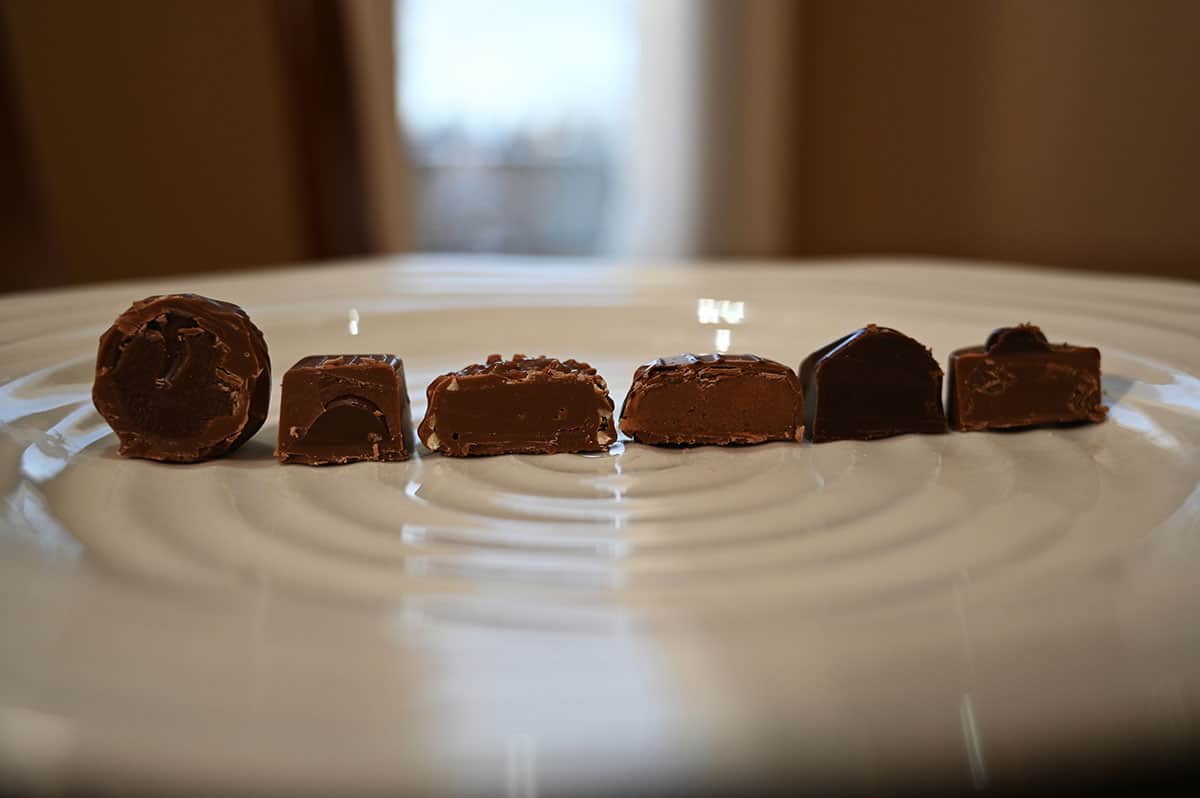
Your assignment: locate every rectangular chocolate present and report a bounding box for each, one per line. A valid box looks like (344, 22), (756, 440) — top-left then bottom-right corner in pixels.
(947, 324), (1107, 431)
(619, 353), (804, 446)
(418, 354), (614, 456)
(276, 354), (415, 465)
(801, 324), (947, 442)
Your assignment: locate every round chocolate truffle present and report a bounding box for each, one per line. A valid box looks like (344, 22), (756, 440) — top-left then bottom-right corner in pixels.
(93, 294), (271, 462)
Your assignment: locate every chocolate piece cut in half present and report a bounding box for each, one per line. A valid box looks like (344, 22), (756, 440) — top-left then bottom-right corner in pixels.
(276, 355), (415, 465)
(800, 324), (947, 442)
(619, 353), (804, 446)
(947, 324), (1107, 431)
(419, 354), (615, 456)
(93, 293), (271, 462)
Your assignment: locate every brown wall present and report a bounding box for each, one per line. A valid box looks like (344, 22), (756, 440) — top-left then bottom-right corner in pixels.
(0, 8), (57, 291)
(1, 0), (311, 289)
(789, 0), (1200, 278)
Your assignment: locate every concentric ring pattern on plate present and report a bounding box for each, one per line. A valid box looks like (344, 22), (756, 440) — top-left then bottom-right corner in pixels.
(3, 258), (1198, 613)
(2, 257), (1200, 795)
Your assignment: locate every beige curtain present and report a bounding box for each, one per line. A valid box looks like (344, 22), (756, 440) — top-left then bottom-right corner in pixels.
(342, 0), (409, 254)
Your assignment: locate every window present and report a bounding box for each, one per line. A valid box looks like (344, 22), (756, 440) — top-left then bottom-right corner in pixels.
(398, 0), (636, 255)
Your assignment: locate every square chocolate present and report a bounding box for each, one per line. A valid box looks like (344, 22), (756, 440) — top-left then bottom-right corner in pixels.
(619, 353), (804, 446)
(276, 355), (415, 465)
(947, 324), (1107, 431)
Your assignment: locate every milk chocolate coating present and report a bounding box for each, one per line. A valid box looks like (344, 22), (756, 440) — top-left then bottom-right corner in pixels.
(276, 355), (415, 465)
(419, 354), (615, 456)
(93, 294), (270, 462)
(800, 324), (947, 442)
(947, 324), (1108, 431)
(619, 353), (804, 446)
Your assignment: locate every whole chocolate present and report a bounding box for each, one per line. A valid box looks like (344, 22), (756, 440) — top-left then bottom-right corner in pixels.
(419, 354), (615, 456)
(800, 324), (947, 442)
(276, 355), (415, 465)
(93, 294), (270, 462)
(620, 353), (804, 446)
(947, 324), (1107, 431)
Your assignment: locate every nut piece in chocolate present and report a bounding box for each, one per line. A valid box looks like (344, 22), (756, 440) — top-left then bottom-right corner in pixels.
(619, 353), (804, 446)
(276, 355), (415, 465)
(93, 293), (271, 462)
(800, 324), (947, 442)
(419, 354), (615, 456)
(947, 324), (1107, 431)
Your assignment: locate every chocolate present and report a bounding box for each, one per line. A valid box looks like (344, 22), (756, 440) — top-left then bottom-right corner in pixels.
(276, 355), (415, 465)
(800, 324), (947, 442)
(619, 354), (804, 446)
(947, 324), (1107, 431)
(93, 293), (270, 462)
(419, 354), (615, 456)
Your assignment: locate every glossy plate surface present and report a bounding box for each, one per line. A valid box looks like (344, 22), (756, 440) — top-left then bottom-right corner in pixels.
(2, 257), (1199, 795)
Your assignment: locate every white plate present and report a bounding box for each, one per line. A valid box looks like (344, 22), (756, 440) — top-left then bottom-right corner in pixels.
(1, 256), (1199, 795)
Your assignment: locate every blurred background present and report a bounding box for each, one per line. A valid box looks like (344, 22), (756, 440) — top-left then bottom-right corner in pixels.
(2, 0), (1198, 293)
